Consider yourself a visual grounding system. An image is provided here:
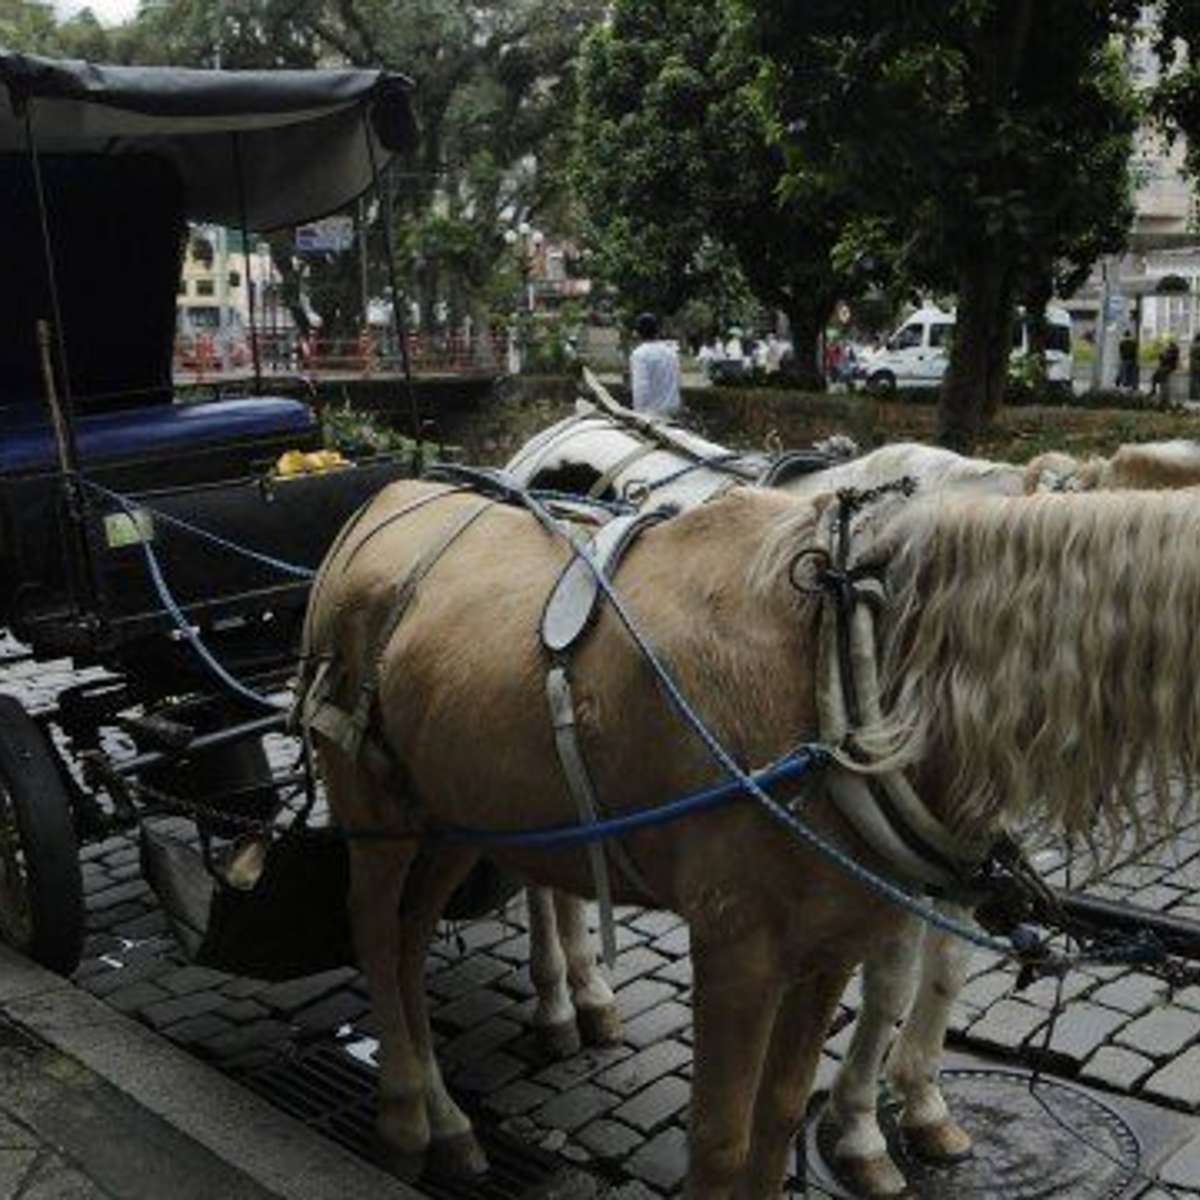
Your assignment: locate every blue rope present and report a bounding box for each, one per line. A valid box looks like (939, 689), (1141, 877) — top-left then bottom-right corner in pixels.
(439, 469), (1021, 958)
(636, 451), (756, 495)
(430, 747), (827, 849)
(96, 486), (286, 712)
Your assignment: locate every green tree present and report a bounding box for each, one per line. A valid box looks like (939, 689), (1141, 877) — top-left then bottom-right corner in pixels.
(745, 1), (1146, 448)
(573, 0), (869, 389)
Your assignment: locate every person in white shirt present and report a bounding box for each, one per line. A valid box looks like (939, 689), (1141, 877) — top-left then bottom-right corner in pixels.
(629, 312), (682, 415)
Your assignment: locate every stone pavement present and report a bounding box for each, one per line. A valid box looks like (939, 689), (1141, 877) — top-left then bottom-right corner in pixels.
(6, 647), (1200, 1197)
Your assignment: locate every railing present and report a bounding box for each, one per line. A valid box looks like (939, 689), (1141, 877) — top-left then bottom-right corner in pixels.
(174, 331), (509, 381)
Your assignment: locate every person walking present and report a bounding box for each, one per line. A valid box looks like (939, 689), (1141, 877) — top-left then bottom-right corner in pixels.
(629, 312), (682, 415)
(1117, 328), (1138, 391)
(1151, 337), (1180, 408)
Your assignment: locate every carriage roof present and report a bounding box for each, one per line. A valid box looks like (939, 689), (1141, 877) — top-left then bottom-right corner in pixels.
(0, 50), (417, 229)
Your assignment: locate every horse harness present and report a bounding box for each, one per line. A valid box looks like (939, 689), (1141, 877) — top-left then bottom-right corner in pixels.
(294, 469), (667, 963)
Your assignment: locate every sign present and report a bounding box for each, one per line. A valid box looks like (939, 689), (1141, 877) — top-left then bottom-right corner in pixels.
(295, 216), (355, 254)
(1105, 295), (1128, 323)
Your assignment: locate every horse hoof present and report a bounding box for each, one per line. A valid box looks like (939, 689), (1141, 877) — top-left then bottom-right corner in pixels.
(536, 1019), (582, 1060)
(425, 1130), (489, 1181)
(577, 1002), (622, 1047)
(374, 1139), (426, 1183)
(830, 1153), (912, 1199)
(903, 1118), (973, 1163)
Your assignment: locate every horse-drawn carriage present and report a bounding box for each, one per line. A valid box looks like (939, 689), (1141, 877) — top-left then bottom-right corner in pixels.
(0, 50), (432, 978)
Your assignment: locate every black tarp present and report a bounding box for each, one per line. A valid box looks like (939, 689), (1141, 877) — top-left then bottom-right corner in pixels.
(0, 51), (417, 229)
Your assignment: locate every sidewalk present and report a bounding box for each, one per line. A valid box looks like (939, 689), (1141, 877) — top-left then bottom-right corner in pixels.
(0, 944), (422, 1200)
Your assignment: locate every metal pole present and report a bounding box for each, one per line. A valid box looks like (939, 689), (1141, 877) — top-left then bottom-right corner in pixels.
(231, 131), (263, 393)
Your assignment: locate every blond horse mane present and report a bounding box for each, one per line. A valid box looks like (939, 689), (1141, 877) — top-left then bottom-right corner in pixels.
(753, 489), (1200, 852)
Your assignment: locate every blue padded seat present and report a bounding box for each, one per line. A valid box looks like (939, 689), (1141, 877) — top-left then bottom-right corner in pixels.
(0, 397), (315, 475)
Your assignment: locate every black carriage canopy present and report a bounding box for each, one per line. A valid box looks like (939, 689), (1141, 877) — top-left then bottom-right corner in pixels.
(0, 50), (417, 229)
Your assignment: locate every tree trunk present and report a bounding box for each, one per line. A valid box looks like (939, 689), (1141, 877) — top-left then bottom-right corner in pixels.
(939, 260), (1015, 451)
(784, 299), (834, 392)
(1022, 272), (1053, 379)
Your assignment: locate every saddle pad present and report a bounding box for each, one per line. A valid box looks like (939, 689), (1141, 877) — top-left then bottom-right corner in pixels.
(541, 509), (670, 654)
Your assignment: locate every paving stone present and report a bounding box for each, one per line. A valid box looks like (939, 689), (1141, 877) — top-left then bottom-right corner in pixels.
(622, 1002), (692, 1049)
(456, 919), (518, 952)
(575, 1119), (645, 1162)
(965, 999), (1048, 1052)
(651, 958), (693, 988)
(1088, 973), (1168, 1016)
(1012, 970), (1094, 1008)
(453, 1050), (528, 1094)
(1160, 1130), (1200, 1190)
(615, 979), (680, 1022)
(610, 947), (671, 989)
(221, 977), (270, 1000)
(141, 990), (227, 1029)
(200, 1019), (296, 1060)
(155, 965), (229, 997)
(625, 1126), (689, 1192)
(215, 999), (270, 1023)
(533, 1083), (620, 1132)
(484, 1079), (557, 1117)
(491, 932), (531, 965)
(111, 909), (169, 939)
(648, 926), (688, 957)
(595, 1041), (692, 1097)
(103, 980), (170, 1014)
(87, 901), (149, 931)
(427, 954), (511, 999)
(81, 957), (169, 998)
(291, 989), (370, 1034)
(1115, 1007), (1199, 1059)
(433, 987), (516, 1031)
(1142, 1045), (1200, 1108)
(1039, 1003), (1130, 1065)
(628, 911), (684, 938)
(1079, 1045), (1154, 1091)
(536, 1046), (632, 1091)
(1127, 883), (1188, 911)
(438, 1016), (523, 1064)
(86, 878), (152, 909)
(166, 1013), (235, 1045)
(957, 970), (1015, 1012)
(612, 1076), (690, 1133)
(257, 967), (357, 1012)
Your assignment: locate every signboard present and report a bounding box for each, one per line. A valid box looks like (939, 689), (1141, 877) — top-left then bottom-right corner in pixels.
(295, 216), (355, 254)
(1105, 295), (1128, 323)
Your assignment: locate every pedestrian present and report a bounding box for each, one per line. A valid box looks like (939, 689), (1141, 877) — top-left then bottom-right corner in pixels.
(1117, 328), (1138, 391)
(629, 312), (682, 415)
(1151, 337), (1180, 408)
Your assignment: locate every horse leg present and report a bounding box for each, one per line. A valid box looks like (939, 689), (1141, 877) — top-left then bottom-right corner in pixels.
(738, 963), (856, 1200)
(397, 845), (490, 1182)
(886, 915), (974, 1163)
(827, 919), (923, 1198)
(345, 837), (428, 1177)
(527, 886), (581, 1058)
(686, 929), (783, 1199)
(554, 890), (621, 1046)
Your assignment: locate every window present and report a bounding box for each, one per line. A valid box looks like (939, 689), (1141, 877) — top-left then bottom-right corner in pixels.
(888, 323), (924, 350)
(228, 271), (241, 289)
(929, 323), (954, 349)
(196, 279), (215, 296)
(1046, 324), (1071, 354)
(177, 280), (188, 296)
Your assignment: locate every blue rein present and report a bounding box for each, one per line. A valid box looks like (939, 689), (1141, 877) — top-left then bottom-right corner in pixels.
(432, 746), (829, 850)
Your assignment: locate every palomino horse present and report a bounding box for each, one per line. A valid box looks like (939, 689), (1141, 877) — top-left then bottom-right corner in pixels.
(505, 409), (1200, 1196)
(300, 474), (1200, 1198)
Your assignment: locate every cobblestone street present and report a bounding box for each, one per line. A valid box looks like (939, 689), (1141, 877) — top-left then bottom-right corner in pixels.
(8, 647), (1200, 1197)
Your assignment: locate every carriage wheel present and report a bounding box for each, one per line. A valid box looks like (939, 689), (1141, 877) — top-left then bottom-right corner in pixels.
(0, 696), (84, 975)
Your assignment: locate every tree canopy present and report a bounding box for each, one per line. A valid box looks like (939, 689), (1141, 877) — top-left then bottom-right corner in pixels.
(742, 0), (1148, 447)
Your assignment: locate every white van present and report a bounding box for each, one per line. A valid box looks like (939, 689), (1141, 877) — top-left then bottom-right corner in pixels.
(855, 304), (1073, 394)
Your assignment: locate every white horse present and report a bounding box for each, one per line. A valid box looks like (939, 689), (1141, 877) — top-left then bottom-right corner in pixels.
(504, 404), (1200, 1196)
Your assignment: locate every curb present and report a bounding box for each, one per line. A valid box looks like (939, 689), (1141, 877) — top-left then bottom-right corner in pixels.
(0, 943), (426, 1200)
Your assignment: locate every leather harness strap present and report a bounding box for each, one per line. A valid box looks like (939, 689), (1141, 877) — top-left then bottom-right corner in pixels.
(540, 508), (670, 964)
(586, 442), (659, 499)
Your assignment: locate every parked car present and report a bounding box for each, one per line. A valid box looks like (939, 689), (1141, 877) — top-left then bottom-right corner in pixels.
(853, 304), (1073, 394)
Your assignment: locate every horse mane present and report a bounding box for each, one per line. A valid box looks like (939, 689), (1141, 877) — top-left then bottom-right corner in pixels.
(874, 491), (1200, 850)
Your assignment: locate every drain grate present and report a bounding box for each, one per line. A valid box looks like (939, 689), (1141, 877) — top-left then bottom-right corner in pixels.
(804, 1068), (1142, 1200)
(237, 1041), (579, 1199)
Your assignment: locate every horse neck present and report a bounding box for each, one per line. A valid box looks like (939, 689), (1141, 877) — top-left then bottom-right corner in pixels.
(880, 492), (1200, 849)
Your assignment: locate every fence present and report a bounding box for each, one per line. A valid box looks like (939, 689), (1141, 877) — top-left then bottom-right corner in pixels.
(173, 331), (508, 381)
